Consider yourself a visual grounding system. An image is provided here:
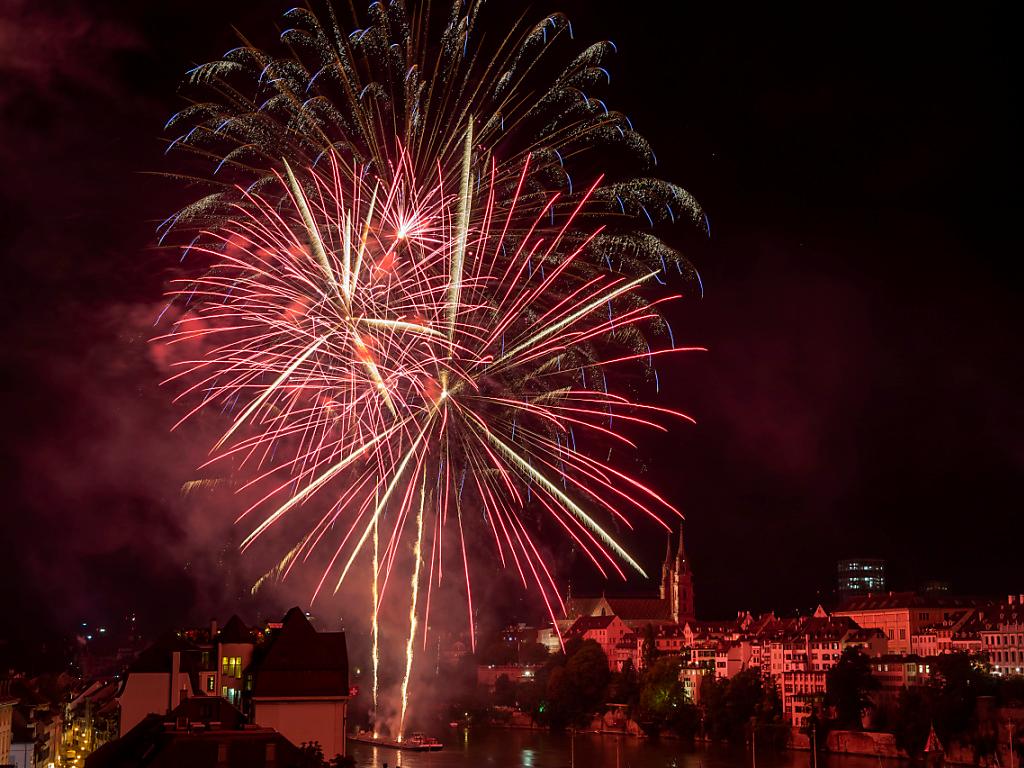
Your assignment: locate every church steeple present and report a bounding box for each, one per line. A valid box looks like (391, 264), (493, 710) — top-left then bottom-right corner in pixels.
(660, 532), (673, 599)
(675, 524), (688, 571)
(670, 522), (695, 624)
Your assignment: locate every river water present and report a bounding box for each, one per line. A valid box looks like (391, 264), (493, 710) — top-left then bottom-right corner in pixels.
(349, 728), (898, 768)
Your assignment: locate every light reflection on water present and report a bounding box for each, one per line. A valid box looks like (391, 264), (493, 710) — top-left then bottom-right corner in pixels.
(349, 728), (902, 768)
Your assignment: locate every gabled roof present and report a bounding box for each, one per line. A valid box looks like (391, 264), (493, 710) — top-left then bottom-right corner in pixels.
(216, 615), (254, 645)
(605, 598), (672, 622)
(250, 608), (348, 699)
(567, 615), (616, 634)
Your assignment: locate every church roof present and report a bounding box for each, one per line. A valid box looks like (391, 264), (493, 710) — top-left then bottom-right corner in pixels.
(568, 615), (617, 634)
(606, 598), (672, 622)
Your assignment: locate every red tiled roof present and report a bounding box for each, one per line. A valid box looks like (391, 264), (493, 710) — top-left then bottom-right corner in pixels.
(568, 615), (616, 634)
(605, 598), (672, 622)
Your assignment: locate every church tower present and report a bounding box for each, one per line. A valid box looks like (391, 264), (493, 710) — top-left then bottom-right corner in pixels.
(670, 524), (695, 623)
(659, 533), (673, 600)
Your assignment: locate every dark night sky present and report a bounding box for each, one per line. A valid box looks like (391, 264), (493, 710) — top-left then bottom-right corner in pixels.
(0, 1), (1020, 648)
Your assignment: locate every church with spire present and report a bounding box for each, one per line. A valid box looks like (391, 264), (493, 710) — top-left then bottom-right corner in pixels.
(561, 524), (696, 631)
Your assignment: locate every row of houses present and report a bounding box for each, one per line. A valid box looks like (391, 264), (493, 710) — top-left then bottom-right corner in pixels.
(552, 592), (1024, 727)
(110, 607), (350, 764)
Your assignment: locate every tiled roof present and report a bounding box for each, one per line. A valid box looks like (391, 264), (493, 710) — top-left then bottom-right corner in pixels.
(605, 598), (672, 622)
(837, 592), (980, 612)
(568, 615), (616, 634)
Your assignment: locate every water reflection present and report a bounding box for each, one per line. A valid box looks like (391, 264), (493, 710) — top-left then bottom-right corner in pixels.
(349, 728), (903, 768)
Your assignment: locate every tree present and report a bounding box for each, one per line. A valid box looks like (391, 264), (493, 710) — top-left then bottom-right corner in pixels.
(892, 687), (932, 757)
(493, 673), (516, 707)
(294, 741), (325, 768)
(608, 659), (640, 710)
(636, 655), (688, 734)
(520, 641), (550, 665)
(825, 647), (879, 729)
(538, 639), (610, 729)
(640, 624), (660, 670)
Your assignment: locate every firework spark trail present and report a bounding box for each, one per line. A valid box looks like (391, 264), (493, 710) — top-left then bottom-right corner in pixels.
(371, 497), (380, 735)
(398, 471), (427, 740)
(160, 1), (708, 738)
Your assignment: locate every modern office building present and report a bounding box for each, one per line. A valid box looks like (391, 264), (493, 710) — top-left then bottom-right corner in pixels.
(837, 558), (887, 598)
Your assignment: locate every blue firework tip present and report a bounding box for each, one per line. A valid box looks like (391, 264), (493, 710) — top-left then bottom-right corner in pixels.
(607, 40), (618, 53)
(592, 98), (609, 115)
(601, 370), (608, 394)
(163, 110), (183, 130)
(616, 125), (625, 138)
(499, 113), (505, 131)
(580, 366), (586, 387)
(598, 66), (611, 84)
(703, 212), (711, 237)
(358, 84), (373, 100)
(180, 235), (201, 263)
(540, 262), (546, 279)
(257, 62), (276, 84)
(156, 212), (182, 244)
(549, 207), (556, 225)
(604, 253), (613, 270)
(666, 203), (676, 223)
(527, 254), (532, 278)
(615, 195), (626, 214)
(565, 170), (573, 194)
(154, 301), (173, 327)
(654, 369), (660, 393)
(165, 127), (199, 155)
(553, 148), (564, 166)
(510, 418), (516, 441)
(307, 67), (328, 92)
(213, 155), (232, 175)
(645, 341), (653, 364)
(405, 65), (416, 81)
(640, 204), (654, 227)
(607, 300), (614, 325)
(279, 28), (298, 42)
(624, 115), (634, 131)
(654, 272), (667, 286)
(666, 319), (676, 349)
(312, 149), (329, 168)
(500, 333), (505, 355)
(650, 149), (658, 166)
(694, 267), (705, 298)
(569, 426), (577, 452)
(214, 118), (233, 134)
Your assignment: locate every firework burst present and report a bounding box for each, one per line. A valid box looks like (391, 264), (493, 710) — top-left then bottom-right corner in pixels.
(158, 1), (705, 738)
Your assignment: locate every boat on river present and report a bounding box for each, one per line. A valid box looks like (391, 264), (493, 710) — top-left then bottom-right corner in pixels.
(350, 729), (444, 751)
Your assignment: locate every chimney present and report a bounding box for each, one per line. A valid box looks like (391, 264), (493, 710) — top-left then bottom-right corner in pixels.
(170, 651), (182, 711)
(1010, 595), (1016, 605)
(210, 619), (219, 640)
